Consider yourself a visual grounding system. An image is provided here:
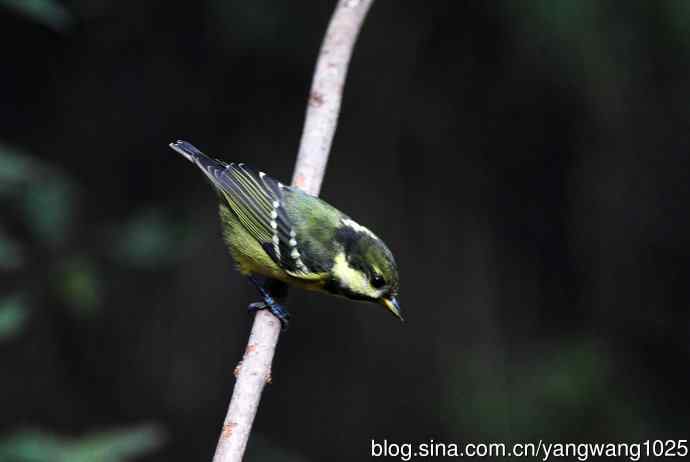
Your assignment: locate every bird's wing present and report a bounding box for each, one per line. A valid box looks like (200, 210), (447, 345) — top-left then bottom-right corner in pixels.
(218, 164), (329, 279)
(170, 141), (326, 280)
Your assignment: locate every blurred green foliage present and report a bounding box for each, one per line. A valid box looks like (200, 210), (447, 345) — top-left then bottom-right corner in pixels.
(244, 435), (309, 462)
(660, 0), (690, 46)
(0, 228), (23, 271)
(0, 142), (173, 457)
(0, 144), (76, 248)
(23, 178), (75, 248)
(447, 340), (648, 441)
(0, 142), (188, 323)
(209, 0), (303, 55)
(0, 0), (72, 30)
(0, 294), (28, 342)
(0, 426), (164, 462)
(113, 210), (188, 270)
(0, 145), (31, 196)
(55, 257), (103, 317)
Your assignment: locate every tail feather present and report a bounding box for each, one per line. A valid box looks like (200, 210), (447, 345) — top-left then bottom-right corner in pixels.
(169, 140), (206, 163)
(170, 140), (232, 190)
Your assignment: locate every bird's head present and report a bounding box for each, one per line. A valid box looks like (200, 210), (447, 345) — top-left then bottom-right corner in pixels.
(328, 218), (402, 321)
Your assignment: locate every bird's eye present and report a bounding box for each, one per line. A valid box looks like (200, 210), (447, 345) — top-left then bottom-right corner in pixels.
(371, 274), (386, 289)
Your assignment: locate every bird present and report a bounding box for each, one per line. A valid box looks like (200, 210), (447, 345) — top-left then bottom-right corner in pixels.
(170, 140), (401, 330)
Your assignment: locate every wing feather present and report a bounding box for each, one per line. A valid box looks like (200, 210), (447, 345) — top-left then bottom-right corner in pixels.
(216, 165), (308, 274)
(171, 141), (324, 279)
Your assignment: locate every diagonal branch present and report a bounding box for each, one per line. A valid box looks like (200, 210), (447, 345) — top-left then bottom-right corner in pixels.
(211, 1), (375, 461)
(292, 0), (374, 195)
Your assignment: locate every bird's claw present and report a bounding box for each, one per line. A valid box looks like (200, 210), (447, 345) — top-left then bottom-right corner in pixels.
(247, 276), (290, 331)
(247, 302), (267, 312)
(247, 300), (290, 331)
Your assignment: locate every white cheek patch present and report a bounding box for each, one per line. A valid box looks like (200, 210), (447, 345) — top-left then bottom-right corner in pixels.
(341, 218), (378, 240)
(332, 253), (382, 299)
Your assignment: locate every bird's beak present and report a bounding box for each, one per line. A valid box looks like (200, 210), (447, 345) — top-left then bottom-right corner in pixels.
(382, 296), (404, 322)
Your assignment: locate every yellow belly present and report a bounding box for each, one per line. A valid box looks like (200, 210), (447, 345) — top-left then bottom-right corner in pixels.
(219, 205), (326, 292)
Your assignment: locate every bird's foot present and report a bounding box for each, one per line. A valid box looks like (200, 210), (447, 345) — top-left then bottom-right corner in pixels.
(247, 299), (290, 331)
(247, 276), (290, 331)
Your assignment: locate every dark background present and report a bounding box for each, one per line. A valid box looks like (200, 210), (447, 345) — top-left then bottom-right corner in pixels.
(2, 1), (689, 460)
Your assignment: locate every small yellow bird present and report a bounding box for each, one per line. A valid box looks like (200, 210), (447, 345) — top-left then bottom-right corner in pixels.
(171, 141), (401, 329)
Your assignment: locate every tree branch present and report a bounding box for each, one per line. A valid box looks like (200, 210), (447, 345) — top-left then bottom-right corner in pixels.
(292, 0), (374, 195)
(211, 1), (375, 461)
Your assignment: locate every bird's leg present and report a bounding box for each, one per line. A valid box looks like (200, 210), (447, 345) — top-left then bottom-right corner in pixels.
(247, 276), (290, 331)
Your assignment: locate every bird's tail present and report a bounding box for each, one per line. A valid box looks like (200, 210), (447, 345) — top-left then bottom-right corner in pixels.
(170, 140), (230, 189)
(169, 140), (206, 163)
